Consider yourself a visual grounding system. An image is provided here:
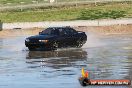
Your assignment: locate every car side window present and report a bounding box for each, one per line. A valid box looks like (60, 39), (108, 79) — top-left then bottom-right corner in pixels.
(65, 28), (77, 35)
(59, 28), (67, 35)
(51, 29), (60, 35)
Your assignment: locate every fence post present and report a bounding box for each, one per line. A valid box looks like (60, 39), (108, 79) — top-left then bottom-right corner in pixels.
(20, 2), (25, 11)
(98, 20), (99, 26)
(76, 0), (78, 7)
(50, 0), (55, 3)
(94, 0), (97, 6)
(0, 20), (3, 31)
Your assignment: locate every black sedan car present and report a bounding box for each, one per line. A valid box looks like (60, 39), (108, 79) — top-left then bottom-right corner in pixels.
(25, 26), (87, 51)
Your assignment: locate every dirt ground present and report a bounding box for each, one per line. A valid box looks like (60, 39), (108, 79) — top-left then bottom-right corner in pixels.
(76, 24), (132, 35)
(0, 24), (132, 38)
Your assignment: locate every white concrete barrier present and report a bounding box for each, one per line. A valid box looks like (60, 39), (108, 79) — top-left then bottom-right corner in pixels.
(2, 18), (132, 29)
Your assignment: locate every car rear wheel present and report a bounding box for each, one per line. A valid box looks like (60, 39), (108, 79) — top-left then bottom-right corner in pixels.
(76, 40), (83, 48)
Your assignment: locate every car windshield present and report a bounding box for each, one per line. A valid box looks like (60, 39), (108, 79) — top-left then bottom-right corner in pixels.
(41, 28), (52, 35)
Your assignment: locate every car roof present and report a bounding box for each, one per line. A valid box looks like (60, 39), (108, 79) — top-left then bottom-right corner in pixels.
(48, 26), (71, 29)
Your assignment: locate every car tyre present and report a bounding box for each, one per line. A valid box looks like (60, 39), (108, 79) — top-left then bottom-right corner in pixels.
(76, 40), (83, 48)
(52, 41), (58, 50)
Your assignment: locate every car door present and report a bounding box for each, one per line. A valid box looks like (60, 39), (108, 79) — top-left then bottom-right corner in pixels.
(58, 28), (72, 47)
(51, 28), (66, 47)
(64, 28), (78, 46)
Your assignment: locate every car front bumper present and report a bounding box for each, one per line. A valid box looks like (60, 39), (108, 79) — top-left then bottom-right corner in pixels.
(25, 41), (52, 50)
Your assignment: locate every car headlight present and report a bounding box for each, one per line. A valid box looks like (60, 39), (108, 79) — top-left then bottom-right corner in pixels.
(25, 38), (30, 42)
(39, 40), (49, 43)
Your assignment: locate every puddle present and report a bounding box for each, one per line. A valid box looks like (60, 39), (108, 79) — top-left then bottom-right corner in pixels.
(0, 32), (132, 88)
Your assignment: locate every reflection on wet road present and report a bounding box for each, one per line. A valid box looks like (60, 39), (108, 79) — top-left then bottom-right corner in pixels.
(0, 34), (132, 88)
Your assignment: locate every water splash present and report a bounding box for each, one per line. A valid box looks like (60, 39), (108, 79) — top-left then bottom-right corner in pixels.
(82, 32), (105, 48)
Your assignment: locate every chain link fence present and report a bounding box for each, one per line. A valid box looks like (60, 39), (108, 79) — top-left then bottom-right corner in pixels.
(0, 0), (131, 5)
(0, 0), (131, 11)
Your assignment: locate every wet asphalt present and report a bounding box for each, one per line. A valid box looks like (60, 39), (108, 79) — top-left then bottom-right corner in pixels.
(0, 33), (132, 88)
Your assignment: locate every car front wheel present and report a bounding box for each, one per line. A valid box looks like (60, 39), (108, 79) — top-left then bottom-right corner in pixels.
(51, 41), (58, 50)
